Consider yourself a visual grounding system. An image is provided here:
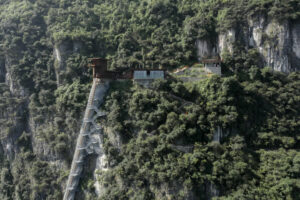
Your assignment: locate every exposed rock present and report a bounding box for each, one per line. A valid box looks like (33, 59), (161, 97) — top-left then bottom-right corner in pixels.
(63, 79), (111, 200)
(249, 18), (292, 72)
(196, 39), (218, 61)
(171, 144), (194, 153)
(105, 127), (123, 150)
(4, 55), (28, 96)
(93, 125), (123, 197)
(1, 139), (15, 160)
(94, 148), (109, 196)
(213, 126), (224, 143)
(197, 17), (300, 72)
(0, 100), (27, 160)
(0, 56), (5, 83)
(28, 115), (59, 161)
(205, 182), (219, 200)
(246, 18), (299, 72)
(291, 21), (300, 69)
(151, 182), (197, 200)
(213, 126), (233, 143)
(93, 127), (121, 196)
(53, 40), (83, 85)
(218, 28), (236, 55)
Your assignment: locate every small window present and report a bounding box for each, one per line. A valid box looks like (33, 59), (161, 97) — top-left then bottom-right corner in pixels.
(147, 70), (150, 76)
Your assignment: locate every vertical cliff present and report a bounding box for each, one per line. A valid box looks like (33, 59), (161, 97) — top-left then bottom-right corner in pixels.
(197, 18), (300, 72)
(53, 40), (83, 86)
(0, 56), (5, 83)
(0, 1), (299, 199)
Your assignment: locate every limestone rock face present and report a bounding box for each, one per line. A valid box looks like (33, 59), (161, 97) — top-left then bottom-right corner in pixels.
(196, 39), (219, 61)
(0, 99), (27, 160)
(29, 116), (60, 161)
(53, 40), (83, 85)
(218, 28), (236, 55)
(4, 55), (28, 97)
(0, 39), (86, 165)
(248, 17), (292, 72)
(93, 127), (121, 196)
(205, 182), (219, 200)
(0, 56), (5, 83)
(196, 17), (300, 72)
(0, 54), (29, 162)
(151, 182), (197, 200)
(291, 22), (300, 68)
(94, 147), (109, 196)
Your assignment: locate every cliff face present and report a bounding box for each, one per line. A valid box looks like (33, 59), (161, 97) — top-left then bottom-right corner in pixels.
(0, 97), (27, 160)
(0, 0), (299, 199)
(0, 26), (94, 196)
(4, 56), (28, 97)
(0, 54), (27, 161)
(197, 18), (300, 72)
(54, 40), (83, 85)
(94, 127), (119, 197)
(0, 57), (5, 83)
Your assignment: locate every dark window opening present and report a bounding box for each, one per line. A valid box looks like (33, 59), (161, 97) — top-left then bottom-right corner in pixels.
(147, 70), (150, 76)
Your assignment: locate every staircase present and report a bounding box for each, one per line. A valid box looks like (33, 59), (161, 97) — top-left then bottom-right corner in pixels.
(63, 78), (110, 200)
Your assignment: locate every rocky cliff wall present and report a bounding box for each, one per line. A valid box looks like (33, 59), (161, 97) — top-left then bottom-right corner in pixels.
(197, 18), (300, 72)
(0, 98), (27, 160)
(93, 126), (122, 197)
(0, 56), (5, 83)
(4, 55), (28, 97)
(0, 53), (28, 160)
(0, 38), (90, 187)
(54, 40), (83, 86)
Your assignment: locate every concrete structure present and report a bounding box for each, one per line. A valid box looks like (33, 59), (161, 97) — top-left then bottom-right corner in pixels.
(63, 78), (110, 200)
(133, 69), (165, 87)
(64, 58), (166, 200)
(88, 58), (165, 86)
(202, 57), (222, 75)
(88, 58), (110, 78)
(88, 58), (122, 79)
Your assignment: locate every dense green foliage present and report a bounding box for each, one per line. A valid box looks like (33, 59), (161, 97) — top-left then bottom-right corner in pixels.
(0, 0), (299, 199)
(1, 0), (300, 73)
(0, 84), (26, 138)
(101, 69), (300, 199)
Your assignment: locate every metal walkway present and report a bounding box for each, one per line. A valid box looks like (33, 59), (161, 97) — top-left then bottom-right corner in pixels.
(63, 78), (110, 200)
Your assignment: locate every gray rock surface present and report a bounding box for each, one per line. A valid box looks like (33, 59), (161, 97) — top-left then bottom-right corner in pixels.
(53, 40), (83, 85)
(197, 18), (300, 72)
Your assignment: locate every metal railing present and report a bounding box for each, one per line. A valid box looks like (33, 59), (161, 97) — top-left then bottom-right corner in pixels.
(63, 78), (109, 200)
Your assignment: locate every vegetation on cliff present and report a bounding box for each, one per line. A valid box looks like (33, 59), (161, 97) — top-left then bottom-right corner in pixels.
(0, 0), (299, 199)
(101, 68), (300, 199)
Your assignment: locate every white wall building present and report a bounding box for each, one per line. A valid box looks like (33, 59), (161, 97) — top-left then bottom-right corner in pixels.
(133, 70), (165, 87)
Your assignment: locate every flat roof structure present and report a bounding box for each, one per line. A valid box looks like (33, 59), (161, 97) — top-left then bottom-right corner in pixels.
(88, 58), (165, 80)
(201, 58), (222, 64)
(133, 70), (165, 80)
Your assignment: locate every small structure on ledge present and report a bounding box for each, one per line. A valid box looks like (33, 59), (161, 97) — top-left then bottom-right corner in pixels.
(88, 58), (165, 86)
(133, 69), (165, 87)
(88, 58), (133, 79)
(201, 56), (222, 75)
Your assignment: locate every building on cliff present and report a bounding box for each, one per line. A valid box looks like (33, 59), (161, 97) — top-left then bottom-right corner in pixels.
(88, 58), (121, 79)
(88, 58), (165, 86)
(133, 69), (165, 87)
(201, 57), (222, 75)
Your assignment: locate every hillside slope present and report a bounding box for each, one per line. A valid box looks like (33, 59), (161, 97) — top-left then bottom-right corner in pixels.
(0, 0), (299, 199)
